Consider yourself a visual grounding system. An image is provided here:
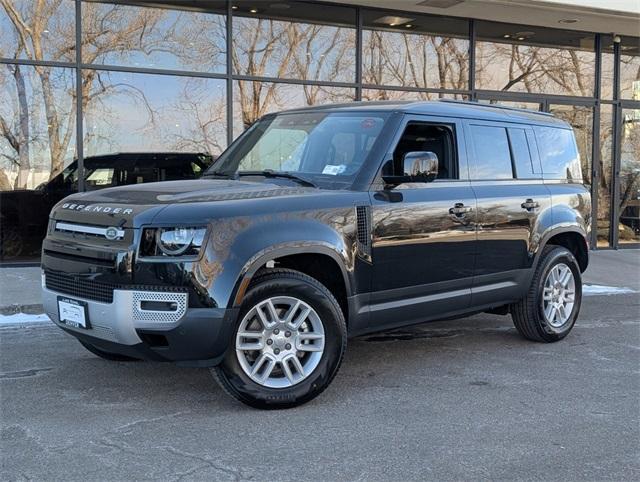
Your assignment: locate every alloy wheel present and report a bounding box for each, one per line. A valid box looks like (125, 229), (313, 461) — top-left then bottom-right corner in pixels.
(235, 296), (325, 388)
(541, 262), (576, 327)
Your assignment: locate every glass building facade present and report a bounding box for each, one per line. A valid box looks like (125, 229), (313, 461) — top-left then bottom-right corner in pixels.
(1, 0), (639, 262)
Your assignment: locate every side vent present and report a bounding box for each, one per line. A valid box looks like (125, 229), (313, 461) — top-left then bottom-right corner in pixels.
(356, 205), (372, 260)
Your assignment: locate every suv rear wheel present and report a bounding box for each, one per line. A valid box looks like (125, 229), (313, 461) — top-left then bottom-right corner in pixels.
(511, 245), (582, 342)
(213, 269), (347, 409)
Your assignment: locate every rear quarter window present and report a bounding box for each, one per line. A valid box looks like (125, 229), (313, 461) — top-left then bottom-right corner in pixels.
(534, 126), (582, 182)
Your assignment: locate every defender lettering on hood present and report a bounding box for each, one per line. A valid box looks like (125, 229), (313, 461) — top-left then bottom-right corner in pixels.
(60, 203), (133, 215)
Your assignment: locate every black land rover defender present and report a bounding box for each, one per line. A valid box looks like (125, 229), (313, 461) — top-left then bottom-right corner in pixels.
(42, 101), (590, 409)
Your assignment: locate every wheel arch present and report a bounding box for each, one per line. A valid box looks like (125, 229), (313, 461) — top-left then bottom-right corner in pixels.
(535, 226), (589, 273)
(230, 243), (352, 316)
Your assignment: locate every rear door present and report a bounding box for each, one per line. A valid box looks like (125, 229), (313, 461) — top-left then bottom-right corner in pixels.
(464, 120), (551, 306)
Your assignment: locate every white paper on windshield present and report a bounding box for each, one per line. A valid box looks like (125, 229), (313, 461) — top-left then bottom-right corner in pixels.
(322, 165), (346, 175)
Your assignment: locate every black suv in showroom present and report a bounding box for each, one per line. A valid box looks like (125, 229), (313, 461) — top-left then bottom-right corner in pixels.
(41, 101), (590, 408)
(0, 152), (213, 261)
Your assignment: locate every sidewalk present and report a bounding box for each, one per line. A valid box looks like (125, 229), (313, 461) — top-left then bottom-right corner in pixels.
(0, 266), (42, 316)
(1, 249), (638, 317)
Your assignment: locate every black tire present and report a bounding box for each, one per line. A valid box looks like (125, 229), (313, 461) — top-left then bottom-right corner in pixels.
(213, 268), (347, 409)
(511, 245), (582, 342)
(78, 340), (140, 361)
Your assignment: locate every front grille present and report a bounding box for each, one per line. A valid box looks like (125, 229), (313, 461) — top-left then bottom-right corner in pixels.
(44, 270), (190, 305)
(44, 270), (118, 304)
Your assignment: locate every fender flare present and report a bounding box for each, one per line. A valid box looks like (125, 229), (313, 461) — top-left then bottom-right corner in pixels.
(229, 241), (353, 307)
(531, 223), (589, 274)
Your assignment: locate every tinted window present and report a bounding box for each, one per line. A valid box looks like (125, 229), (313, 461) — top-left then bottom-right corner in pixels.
(392, 123), (457, 180)
(534, 127), (582, 181)
(470, 125), (513, 179)
(508, 128), (537, 179)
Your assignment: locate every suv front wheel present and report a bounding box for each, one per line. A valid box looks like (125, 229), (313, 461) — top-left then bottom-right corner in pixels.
(511, 245), (583, 342)
(213, 269), (347, 409)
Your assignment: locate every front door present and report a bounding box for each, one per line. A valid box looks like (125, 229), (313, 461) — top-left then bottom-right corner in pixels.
(368, 116), (477, 330)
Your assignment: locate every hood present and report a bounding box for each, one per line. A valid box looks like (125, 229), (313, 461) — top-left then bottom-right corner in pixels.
(50, 179), (314, 227)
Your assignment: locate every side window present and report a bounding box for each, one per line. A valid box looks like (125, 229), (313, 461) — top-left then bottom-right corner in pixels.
(507, 127), (537, 179)
(84, 168), (116, 191)
(391, 122), (457, 180)
(470, 125), (513, 179)
(534, 126), (582, 181)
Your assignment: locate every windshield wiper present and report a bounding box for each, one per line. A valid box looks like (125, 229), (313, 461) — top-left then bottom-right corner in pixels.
(236, 170), (317, 188)
(202, 170), (234, 179)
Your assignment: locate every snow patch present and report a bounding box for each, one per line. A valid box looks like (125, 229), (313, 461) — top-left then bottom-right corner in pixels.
(583, 284), (636, 296)
(0, 313), (50, 325)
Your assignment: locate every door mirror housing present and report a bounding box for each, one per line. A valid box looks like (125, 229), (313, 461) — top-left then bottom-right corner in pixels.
(382, 151), (439, 186)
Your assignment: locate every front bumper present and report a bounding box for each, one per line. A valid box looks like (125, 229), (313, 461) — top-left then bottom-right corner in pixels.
(42, 283), (237, 366)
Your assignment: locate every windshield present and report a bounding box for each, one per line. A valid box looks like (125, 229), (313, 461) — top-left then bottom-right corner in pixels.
(206, 111), (390, 188)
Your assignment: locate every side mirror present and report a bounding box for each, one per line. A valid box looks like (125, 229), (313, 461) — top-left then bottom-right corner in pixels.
(382, 151), (439, 186)
(402, 151), (438, 182)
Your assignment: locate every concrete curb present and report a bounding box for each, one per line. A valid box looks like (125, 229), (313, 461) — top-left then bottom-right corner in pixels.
(0, 304), (45, 316)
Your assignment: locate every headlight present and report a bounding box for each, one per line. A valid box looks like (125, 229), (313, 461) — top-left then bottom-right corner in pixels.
(140, 226), (207, 258)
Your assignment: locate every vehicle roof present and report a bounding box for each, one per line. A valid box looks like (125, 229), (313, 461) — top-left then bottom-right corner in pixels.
(83, 152), (210, 160)
(278, 100), (570, 128)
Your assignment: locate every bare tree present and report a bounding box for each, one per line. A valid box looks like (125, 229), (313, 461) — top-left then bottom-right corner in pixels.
(232, 17), (354, 130)
(362, 29), (468, 91)
(0, 0), (188, 187)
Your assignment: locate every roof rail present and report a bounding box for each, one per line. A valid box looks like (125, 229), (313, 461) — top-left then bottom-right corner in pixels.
(437, 98), (554, 117)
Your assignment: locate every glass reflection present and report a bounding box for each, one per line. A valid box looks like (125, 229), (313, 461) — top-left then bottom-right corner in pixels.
(618, 108), (640, 243)
(232, 14), (355, 82)
(598, 104), (614, 247)
(620, 36), (640, 100)
(362, 30), (468, 90)
(233, 81), (355, 137)
(476, 22), (595, 96)
(0, 0), (75, 62)
(83, 71), (226, 156)
(548, 105), (593, 186)
(0, 66), (76, 261)
(81, 1), (226, 72)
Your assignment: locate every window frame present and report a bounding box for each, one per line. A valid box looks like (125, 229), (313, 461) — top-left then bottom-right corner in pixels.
(372, 114), (469, 188)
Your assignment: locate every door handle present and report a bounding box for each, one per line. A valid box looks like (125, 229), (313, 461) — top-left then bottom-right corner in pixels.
(449, 203), (473, 216)
(521, 199), (540, 211)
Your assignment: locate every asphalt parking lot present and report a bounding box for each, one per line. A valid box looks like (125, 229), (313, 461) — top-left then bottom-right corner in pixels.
(2, 285), (639, 481)
(2, 250), (639, 481)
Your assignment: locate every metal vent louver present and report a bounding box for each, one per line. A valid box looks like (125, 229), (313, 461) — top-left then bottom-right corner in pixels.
(356, 205), (371, 258)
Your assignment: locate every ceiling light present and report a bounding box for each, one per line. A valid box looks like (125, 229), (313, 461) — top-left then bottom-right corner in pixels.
(405, 24), (413, 28)
(231, 5), (238, 9)
(373, 15), (415, 27)
(503, 34), (511, 38)
(249, 8), (258, 13)
(558, 18), (578, 24)
(517, 37), (525, 41)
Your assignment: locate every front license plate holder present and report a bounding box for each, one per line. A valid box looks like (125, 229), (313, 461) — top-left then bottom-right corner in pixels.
(57, 296), (90, 329)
